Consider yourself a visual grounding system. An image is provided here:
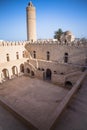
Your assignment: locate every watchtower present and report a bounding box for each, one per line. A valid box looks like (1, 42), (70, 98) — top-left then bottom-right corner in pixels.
(26, 1), (36, 42)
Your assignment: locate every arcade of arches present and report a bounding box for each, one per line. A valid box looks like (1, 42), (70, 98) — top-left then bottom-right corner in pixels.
(26, 68), (35, 77)
(1, 64), (25, 81)
(0, 65), (74, 89)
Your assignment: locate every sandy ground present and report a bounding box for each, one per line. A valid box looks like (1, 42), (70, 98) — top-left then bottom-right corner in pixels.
(0, 76), (68, 130)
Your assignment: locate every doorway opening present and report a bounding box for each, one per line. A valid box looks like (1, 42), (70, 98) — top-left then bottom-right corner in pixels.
(46, 69), (52, 80)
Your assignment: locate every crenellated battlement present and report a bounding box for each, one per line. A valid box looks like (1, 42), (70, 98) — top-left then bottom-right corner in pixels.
(0, 39), (87, 48)
(26, 39), (87, 47)
(0, 40), (27, 47)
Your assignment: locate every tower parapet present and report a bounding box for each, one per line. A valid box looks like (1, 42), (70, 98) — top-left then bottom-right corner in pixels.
(26, 1), (36, 42)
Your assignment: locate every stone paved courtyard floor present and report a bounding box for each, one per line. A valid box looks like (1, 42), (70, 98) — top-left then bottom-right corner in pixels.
(0, 104), (29, 130)
(0, 76), (68, 130)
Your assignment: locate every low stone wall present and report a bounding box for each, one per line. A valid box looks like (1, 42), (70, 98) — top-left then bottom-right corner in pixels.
(0, 98), (38, 130)
(65, 71), (83, 85)
(52, 74), (65, 86)
(48, 70), (87, 130)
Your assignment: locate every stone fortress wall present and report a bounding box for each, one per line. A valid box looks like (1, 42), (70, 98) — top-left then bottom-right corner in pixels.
(25, 39), (87, 86)
(0, 1), (87, 87)
(0, 39), (87, 87)
(25, 40), (87, 64)
(0, 41), (27, 63)
(0, 41), (29, 83)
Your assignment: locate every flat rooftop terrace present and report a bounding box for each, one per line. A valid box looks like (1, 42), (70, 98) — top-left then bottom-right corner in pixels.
(0, 76), (68, 130)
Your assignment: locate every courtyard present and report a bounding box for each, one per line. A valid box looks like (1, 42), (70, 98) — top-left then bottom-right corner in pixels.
(0, 76), (68, 130)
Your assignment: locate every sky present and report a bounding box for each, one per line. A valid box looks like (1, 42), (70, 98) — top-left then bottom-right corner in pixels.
(0, 0), (87, 41)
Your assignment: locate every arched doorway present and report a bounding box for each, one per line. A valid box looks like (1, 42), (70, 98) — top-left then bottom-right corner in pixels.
(26, 68), (30, 74)
(20, 64), (24, 73)
(65, 81), (73, 89)
(46, 69), (52, 80)
(31, 71), (34, 76)
(12, 66), (18, 76)
(2, 69), (9, 79)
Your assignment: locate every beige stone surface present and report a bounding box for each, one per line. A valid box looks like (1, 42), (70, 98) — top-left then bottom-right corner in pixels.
(55, 76), (87, 130)
(0, 104), (29, 130)
(0, 76), (68, 130)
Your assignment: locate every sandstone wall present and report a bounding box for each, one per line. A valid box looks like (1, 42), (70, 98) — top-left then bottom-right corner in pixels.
(26, 43), (87, 66)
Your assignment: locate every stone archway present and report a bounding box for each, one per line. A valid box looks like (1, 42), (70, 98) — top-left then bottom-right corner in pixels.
(20, 64), (24, 73)
(46, 69), (52, 80)
(65, 81), (73, 89)
(26, 68), (30, 74)
(2, 69), (9, 79)
(31, 71), (34, 76)
(12, 66), (18, 76)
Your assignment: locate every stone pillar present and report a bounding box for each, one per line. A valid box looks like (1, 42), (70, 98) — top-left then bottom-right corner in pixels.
(9, 69), (12, 79)
(26, 1), (36, 42)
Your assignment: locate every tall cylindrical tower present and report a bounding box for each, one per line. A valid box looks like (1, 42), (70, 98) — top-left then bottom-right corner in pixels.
(26, 1), (36, 42)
